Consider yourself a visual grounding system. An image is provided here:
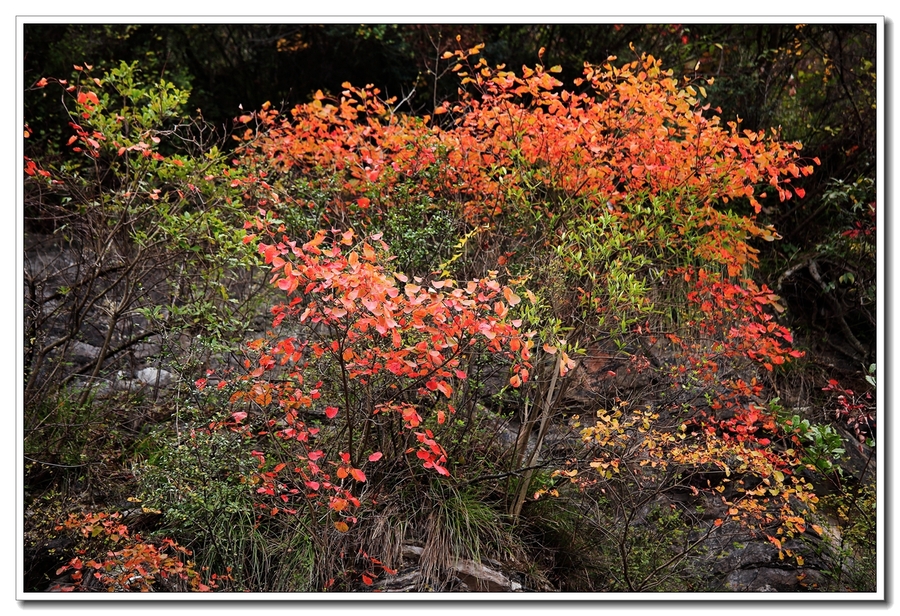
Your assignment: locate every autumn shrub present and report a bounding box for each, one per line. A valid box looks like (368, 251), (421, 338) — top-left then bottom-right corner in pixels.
(48, 511), (223, 592)
(22, 63), (282, 533)
(24, 61), (266, 432)
(237, 48), (813, 400)
(207, 44), (828, 588)
(211, 225), (534, 588)
(26, 42), (848, 593)
(23, 62), (285, 592)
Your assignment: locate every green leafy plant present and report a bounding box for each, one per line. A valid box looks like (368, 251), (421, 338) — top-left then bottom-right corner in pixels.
(817, 483), (876, 592)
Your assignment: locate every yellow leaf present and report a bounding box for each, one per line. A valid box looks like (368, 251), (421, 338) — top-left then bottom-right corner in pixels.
(334, 521), (349, 533)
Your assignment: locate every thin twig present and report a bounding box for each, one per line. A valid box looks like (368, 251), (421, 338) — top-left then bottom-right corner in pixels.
(23, 455), (91, 469)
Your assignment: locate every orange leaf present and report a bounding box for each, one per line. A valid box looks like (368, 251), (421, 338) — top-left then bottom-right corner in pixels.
(436, 381), (453, 398)
(503, 286), (521, 306)
(362, 242), (376, 261)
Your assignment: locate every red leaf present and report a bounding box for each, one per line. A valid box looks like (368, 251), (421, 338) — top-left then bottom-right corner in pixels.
(362, 574), (374, 586)
(325, 406), (339, 419)
(368, 452), (383, 462)
(436, 381), (452, 398)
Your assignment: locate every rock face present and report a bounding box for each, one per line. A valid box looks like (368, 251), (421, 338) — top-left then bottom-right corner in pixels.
(702, 534), (831, 592)
(135, 367), (173, 388)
